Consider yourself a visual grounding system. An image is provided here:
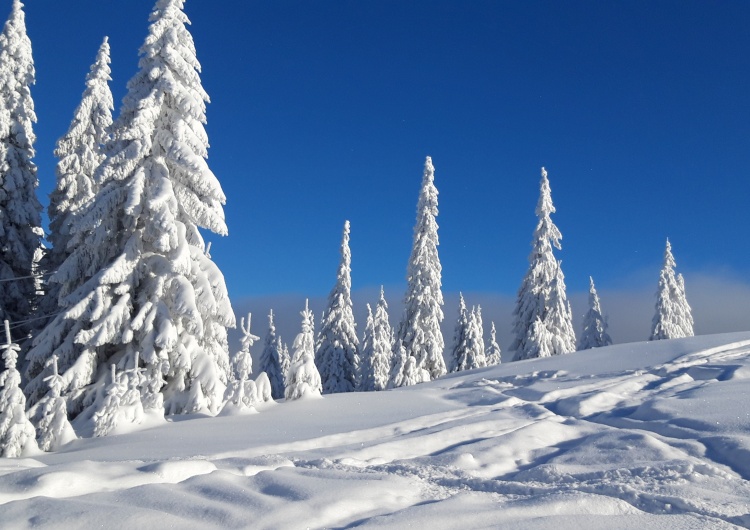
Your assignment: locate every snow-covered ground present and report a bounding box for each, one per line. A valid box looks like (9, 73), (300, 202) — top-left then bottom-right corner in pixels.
(2, 333), (750, 529)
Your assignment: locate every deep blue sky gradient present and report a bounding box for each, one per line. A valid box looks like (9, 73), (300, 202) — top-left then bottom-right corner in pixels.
(22, 1), (750, 307)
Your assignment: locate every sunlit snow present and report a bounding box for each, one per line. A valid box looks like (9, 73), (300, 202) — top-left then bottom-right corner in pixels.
(1, 333), (749, 528)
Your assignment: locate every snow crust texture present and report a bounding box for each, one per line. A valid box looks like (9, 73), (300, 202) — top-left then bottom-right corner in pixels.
(1, 333), (749, 528)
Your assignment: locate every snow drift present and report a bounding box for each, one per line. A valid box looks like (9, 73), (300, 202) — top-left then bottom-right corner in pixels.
(1, 332), (749, 528)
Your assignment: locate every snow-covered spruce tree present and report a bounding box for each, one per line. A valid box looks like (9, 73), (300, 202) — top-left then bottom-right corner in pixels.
(258, 309), (285, 399)
(485, 322), (502, 366)
(0, 321), (36, 457)
(26, 38), (114, 394)
(26, 0), (235, 418)
(286, 300), (322, 401)
(0, 0), (43, 340)
(45, 37), (114, 298)
(511, 168), (575, 361)
(650, 240), (694, 340)
(280, 341), (290, 380)
(32, 355), (76, 451)
(466, 305), (486, 369)
(359, 304), (375, 391)
(92, 364), (125, 437)
(315, 221), (359, 394)
(360, 287), (394, 392)
(370, 287), (394, 391)
(578, 276), (612, 350)
(222, 313), (260, 412)
(393, 156), (446, 385)
(450, 301), (487, 372)
(236, 313), (258, 377)
(91, 353), (145, 437)
(447, 293), (470, 373)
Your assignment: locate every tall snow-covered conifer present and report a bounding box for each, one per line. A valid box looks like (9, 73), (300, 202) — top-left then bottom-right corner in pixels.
(26, 0), (234, 418)
(651, 239), (694, 340)
(46, 37), (113, 293)
(393, 157), (446, 384)
(258, 310), (285, 400)
(315, 221), (359, 394)
(0, 0), (43, 338)
(511, 168), (575, 361)
(26, 39), (114, 395)
(578, 277), (612, 350)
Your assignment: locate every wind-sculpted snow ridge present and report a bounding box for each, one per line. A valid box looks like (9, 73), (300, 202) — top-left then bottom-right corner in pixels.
(1, 333), (750, 528)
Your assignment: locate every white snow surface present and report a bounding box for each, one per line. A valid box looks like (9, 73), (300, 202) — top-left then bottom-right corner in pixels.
(3, 332), (750, 528)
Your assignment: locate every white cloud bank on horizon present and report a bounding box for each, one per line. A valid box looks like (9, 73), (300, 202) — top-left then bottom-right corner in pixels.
(230, 272), (750, 366)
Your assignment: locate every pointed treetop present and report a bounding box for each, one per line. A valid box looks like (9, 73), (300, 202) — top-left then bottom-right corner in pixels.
(414, 156), (439, 224)
(150, 0), (187, 22)
(663, 238), (676, 269)
(340, 220), (351, 272)
(301, 299), (313, 332)
(89, 36), (111, 81)
(588, 276), (600, 305)
(0, 0), (35, 101)
(3, 0), (25, 36)
(9, 0), (22, 20)
(422, 156), (436, 188)
(424, 156), (434, 181)
(536, 166), (556, 219)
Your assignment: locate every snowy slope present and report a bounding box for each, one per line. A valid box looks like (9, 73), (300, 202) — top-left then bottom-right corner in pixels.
(1, 333), (750, 528)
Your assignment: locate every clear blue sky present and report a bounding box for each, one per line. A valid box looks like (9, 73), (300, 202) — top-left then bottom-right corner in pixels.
(23, 1), (750, 313)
